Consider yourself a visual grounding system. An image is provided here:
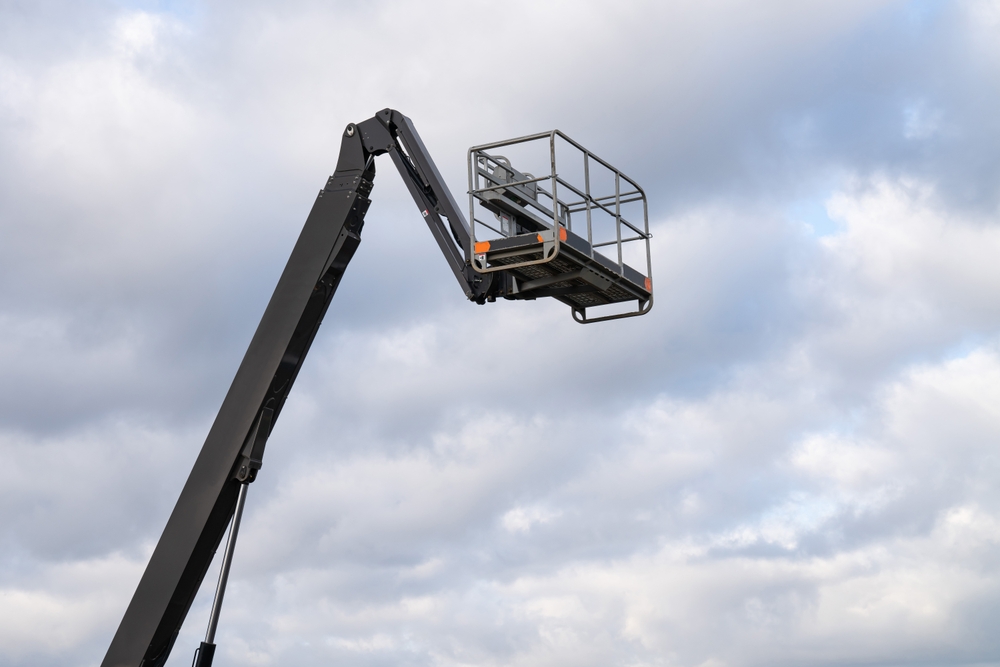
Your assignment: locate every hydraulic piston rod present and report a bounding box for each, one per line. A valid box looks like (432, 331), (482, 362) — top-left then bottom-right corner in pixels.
(192, 481), (249, 667)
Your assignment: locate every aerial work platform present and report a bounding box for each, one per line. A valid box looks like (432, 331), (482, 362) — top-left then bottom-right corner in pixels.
(468, 130), (652, 323)
(101, 110), (654, 667)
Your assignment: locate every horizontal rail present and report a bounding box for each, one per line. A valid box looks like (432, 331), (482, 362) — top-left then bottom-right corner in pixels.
(469, 130), (646, 197)
(472, 217), (505, 237)
(593, 234), (647, 248)
(473, 171), (553, 194)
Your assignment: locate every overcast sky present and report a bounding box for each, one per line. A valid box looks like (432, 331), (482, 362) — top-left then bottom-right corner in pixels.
(3, 1), (1000, 666)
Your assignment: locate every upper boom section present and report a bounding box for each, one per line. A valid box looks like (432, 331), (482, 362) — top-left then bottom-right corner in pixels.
(353, 109), (496, 303)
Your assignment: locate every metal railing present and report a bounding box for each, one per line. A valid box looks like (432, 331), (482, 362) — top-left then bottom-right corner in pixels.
(467, 130), (652, 289)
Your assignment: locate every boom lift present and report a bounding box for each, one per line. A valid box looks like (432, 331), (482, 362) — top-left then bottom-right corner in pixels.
(100, 109), (652, 667)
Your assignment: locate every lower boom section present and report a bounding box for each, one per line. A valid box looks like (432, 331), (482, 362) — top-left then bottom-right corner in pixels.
(101, 127), (374, 667)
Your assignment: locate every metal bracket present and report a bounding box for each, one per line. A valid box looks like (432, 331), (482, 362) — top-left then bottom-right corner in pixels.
(234, 407), (273, 483)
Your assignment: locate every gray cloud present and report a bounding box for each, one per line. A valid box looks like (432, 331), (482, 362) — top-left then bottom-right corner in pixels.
(3, 1), (1000, 666)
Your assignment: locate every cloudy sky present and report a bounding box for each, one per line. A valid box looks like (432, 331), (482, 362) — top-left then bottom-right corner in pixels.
(3, 1), (1000, 666)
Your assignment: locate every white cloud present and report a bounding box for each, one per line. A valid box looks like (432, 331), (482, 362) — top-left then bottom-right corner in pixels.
(502, 506), (563, 534)
(0, 553), (147, 664)
(112, 12), (176, 60)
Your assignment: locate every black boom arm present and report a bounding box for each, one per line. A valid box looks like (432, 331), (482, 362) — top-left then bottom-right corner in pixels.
(101, 109), (492, 667)
(359, 109), (499, 302)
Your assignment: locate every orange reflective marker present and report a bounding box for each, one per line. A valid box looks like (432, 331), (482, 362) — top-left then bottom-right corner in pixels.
(474, 241), (491, 253)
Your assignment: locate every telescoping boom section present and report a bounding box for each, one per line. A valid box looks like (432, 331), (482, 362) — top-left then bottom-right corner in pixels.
(100, 109), (652, 667)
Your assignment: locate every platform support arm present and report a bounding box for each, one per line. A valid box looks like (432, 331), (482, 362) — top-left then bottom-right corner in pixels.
(359, 109), (498, 303)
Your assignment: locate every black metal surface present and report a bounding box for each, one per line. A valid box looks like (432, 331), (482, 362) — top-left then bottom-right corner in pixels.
(365, 110), (495, 303)
(101, 125), (374, 667)
(191, 642), (215, 667)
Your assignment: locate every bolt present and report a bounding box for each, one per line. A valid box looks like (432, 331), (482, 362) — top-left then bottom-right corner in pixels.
(345, 124), (355, 137)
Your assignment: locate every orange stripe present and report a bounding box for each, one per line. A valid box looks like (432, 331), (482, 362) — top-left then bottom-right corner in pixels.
(559, 226), (567, 241)
(474, 241), (491, 253)
(644, 277), (652, 292)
